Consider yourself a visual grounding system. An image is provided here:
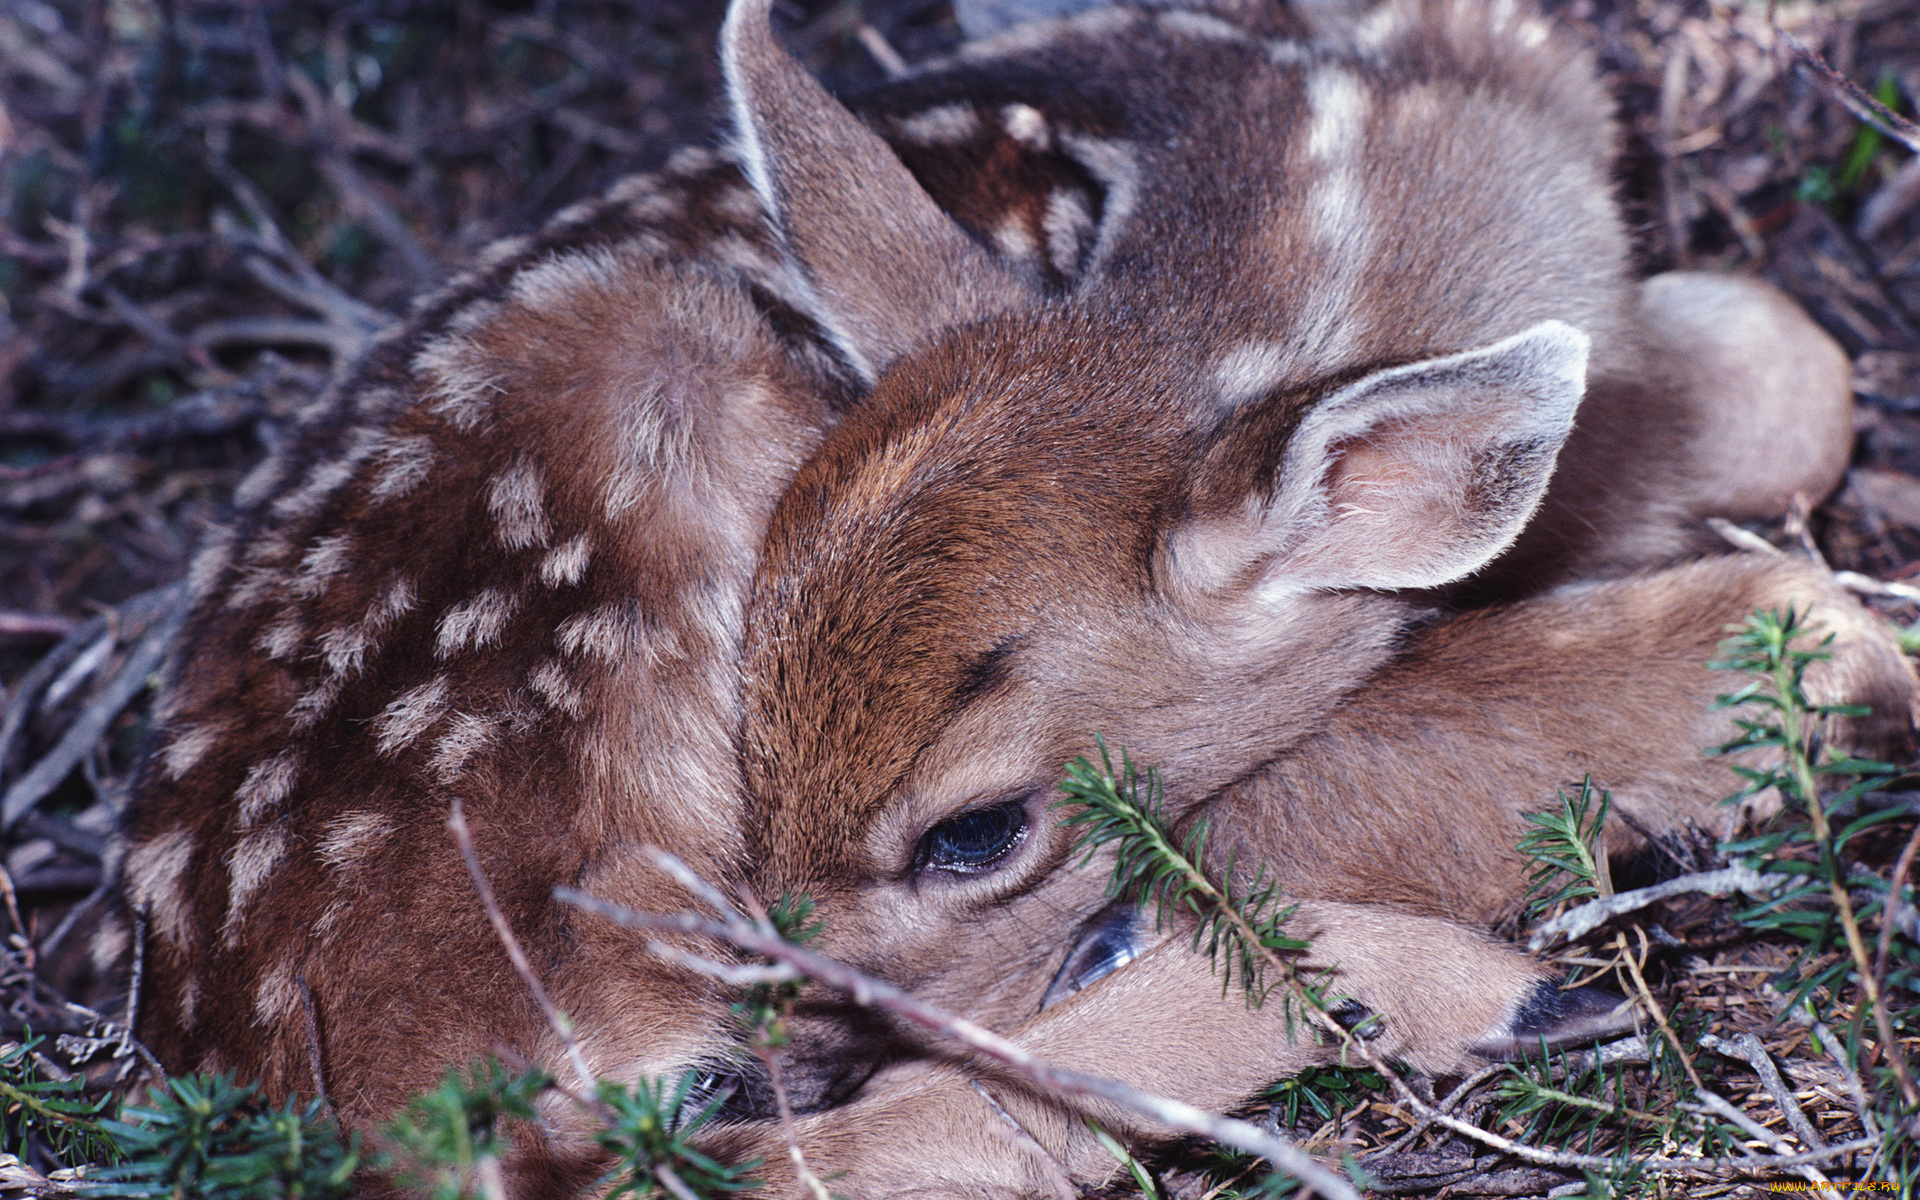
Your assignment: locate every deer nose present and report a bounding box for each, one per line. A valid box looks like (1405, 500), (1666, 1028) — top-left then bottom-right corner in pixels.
(1041, 900), (1144, 1010)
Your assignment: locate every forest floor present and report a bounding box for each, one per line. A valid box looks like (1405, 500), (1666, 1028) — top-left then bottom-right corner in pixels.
(2, 0), (1920, 1196)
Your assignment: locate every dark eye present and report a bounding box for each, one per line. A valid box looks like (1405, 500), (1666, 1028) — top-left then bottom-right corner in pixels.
(919, 800), (1028, 875)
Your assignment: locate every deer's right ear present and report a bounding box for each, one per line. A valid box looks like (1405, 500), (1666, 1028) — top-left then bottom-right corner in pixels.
(1165, 321), (1589, 603)
(722, 0), (1030, 384)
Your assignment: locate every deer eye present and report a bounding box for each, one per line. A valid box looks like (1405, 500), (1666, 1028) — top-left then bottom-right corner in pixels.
(919, 800), (1028, 875)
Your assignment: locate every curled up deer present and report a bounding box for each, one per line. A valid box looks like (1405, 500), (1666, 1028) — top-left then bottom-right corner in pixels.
(108, 0), (1919, 1195)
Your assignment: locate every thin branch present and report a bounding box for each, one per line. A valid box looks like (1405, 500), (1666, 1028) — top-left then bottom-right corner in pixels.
(1370, 1062), (1506, 1157)
(1698, 1032), (1825, 1153)
(561, 866), (1883, 1184)
(970, 1080), (1079, 1200)
(557, 873), (1365, 1200)
(1617, 930), (1707, 1097)
(1686, 1090), (1842, 1200)
(1780, 34), (1920, 155)
(1, 587), (187, 831)
(1874, 820), (1920, 986)
(446, 799), (596, 1095)
(1528, 864), (1772, 950)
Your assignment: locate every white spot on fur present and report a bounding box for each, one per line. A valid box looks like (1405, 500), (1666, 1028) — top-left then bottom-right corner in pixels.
(1058, 135), (1138, 280)
(1159, 9), (1251, 42)
(373, 676), (451, 755)
(186, 525), (238, 597)
(666, 145), (718, 174)
(318, 810), (395, 871)
(223, 824), (290, 941)
(1306, 67), (1370, 162)
(1002, 103), (1049, 150)
(540, 537), (593, 587)
(488, 458), (551, 551)
(317, 576), (417, 677)
(234, 750), (302, 828)
(1212, 342), (1292, 408)
(1353, 5), (1403, 51)
(291, 534), (355, 599)
(473, 234), (533, 273)
(436, 589), (519, 657)
(253, 956), (299, 1026)
(161, 723), (223, 781)
(270, 450), (370, 522)
(178, 975), (200, 1028)
(899, 103), (979, 144)
(712, 184), (762, 224)
(557, 604), (637, 664)
(288, 675), (343, 732)
(232, 455), (288, 509)
(1268, 40), (1313, 66)
(127, 829), (196, 946)
(89, 920), (130, 972)
(1043, 189), (1094, 276)
(509, 247), (629, 311)
(528, 658), (587, 718)
(366, 433), (437, 501)
(415, 322), (505, 431)
(429, 712), (498, 782)
(255, 612), (306, 661)
(313, 898), (350, 938)
(223, 565), (287, 613)
(352, 385), (410, 421)
(992, 215), (1039, 261)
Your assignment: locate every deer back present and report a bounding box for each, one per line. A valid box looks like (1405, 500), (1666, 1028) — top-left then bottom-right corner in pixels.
(111, 144), (883, 1181)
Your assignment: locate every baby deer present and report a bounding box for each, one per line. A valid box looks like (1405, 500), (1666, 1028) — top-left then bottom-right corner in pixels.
(109, 0), (1909, 1195)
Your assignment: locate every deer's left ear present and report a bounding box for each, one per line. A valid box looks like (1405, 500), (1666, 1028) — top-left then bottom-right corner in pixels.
(1167, 321), (1589, 601)
(722, 0), (1031, 384)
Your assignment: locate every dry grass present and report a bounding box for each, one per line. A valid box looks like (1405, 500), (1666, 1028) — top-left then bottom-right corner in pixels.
(1, 0), (1918, 1195)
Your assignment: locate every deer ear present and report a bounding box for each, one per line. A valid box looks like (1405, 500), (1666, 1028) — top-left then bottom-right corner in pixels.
(1169, 321), (1589, 599)
(721, 0), (1029, 384)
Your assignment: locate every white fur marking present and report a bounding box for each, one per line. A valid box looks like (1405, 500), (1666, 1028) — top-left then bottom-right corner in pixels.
(373, 676), (451, 755)
(186, 525), (238, 596)
(435, 589), (520, 657)
(429, 712), (498, 782)
(540, 536), (593, 587)
(255, 612), (306, 661)
(289, 675), (343, 732)
(1159, 9), (1251, 42)
(1306, 67), (1370, 162)
(1212, 342), (1291, 408)
(291, 534), (355, 599)
(222, 824), (290, 940)
(127, 829), (197, 946)
(161, 723), (223, 781)
(318, 810), (396, 871)
(253, 956), (300, 1026)
(992, 215), (1039, 262)
(898, 104), (980, 144)
(234, 750), (302, 828)
(1042, 189), (1094, 275)
(367, 434), (437, 501)
(557, 604), (636, 663)
(488, 459), (551, 551)
(528, 658), (587, 718)
(1001, 104), (1049, 150)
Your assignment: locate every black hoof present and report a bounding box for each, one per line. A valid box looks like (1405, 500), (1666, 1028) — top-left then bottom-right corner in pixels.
(1040, 901), (1143, 1010)
(1468, 981), (1633, 1060)
(1327, 998), (1385, 1039)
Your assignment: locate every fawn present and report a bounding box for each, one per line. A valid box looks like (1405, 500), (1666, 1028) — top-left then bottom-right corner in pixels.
(712, 0), (1912, 1189)
(109, 0), (1911, 1194)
